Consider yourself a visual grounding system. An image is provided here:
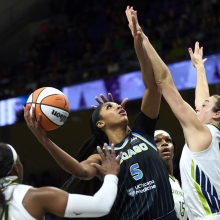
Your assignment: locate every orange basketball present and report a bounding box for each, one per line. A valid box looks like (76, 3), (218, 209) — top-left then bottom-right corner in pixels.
(26, 87), (70, 131)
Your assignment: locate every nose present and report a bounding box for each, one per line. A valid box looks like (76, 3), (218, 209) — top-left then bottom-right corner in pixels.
(195, 107), (199, 113)
(161, 139), (168, 146)
(117, 105), (123, 110)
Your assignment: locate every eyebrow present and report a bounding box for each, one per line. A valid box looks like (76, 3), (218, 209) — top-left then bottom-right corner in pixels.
(204, 100), (210, 103)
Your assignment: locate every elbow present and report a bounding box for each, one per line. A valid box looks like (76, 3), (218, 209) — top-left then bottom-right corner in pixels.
(69, 166), (88, 180)
(98, 206), (111, 217)
(75, 168), (94, 180)
(76, 170), (89, 180)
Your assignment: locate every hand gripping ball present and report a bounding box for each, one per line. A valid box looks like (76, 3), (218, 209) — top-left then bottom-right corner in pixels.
(26, 87), (70, 131)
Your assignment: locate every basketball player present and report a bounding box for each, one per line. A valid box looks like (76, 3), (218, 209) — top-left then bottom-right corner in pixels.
(154, 130), (188, 220)
(0, 142), (121, 219)
(127, 7), (220, 219)
(93, 97), (188, 220)
(24, 6), (178, 220)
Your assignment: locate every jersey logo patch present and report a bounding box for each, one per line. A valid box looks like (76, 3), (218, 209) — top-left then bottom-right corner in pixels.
(130, 136), (138, 143)
(127, 187), (136, 197)
(74, 212), (83, 216)
(127, 180), (156, 197)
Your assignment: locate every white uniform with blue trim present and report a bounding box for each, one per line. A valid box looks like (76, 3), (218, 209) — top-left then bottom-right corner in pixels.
(2, 184), (37, 220)
(169, 176), (188, 220)
(180, 124), (220, 219)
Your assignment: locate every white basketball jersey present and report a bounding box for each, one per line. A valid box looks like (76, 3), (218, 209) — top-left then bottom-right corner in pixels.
(169, 176), (188, 220)
(1, 183), (37, 220)
(180, 124), (220, 219)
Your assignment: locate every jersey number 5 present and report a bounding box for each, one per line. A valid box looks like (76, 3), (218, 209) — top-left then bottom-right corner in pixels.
(130, 163), (143, 181)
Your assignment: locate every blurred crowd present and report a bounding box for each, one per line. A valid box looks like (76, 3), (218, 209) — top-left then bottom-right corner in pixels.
(0, 0), (220, 101)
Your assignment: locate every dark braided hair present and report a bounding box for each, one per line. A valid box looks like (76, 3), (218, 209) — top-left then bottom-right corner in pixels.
(60, 106), (118, 219)
(61, 104), (109, 194)
(0, 143), (14, 214)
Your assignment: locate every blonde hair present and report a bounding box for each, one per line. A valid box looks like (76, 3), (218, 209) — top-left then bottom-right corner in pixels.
(212, 95), (220, 113)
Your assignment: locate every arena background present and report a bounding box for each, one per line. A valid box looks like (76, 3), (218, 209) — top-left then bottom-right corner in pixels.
(0, 0), (220, 219)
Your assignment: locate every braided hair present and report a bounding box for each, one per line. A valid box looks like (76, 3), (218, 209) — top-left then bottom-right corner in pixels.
(0, 143), (14, 214)
(61, 104), (109, 194)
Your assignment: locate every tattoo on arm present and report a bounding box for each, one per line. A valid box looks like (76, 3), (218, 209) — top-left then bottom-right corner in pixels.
(22, 198), (28, 209)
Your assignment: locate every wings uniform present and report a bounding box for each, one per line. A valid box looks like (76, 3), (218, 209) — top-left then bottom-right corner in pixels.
(169, 176), (188, 220)
(180, 124), (220, 219)
(1, 183), (38, 220)
(108, 111), (176, 220)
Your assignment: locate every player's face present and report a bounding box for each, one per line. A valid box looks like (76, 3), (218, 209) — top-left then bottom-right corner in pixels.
(196, 96), (216, 124)
(154, 134), (174, 162)
(99, 102), (128, 127)
(15, 156), (23, 184)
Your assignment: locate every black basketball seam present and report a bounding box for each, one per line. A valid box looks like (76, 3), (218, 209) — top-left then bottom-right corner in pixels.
(40, 104), (60, 126)
(40, 104), (69, 113)
(35, 88), (46, 122)
(36, 87), (47, 103)
(40, 94), (68, 109)
(26, 93), (33, 104)
(40, 104), (65, 126)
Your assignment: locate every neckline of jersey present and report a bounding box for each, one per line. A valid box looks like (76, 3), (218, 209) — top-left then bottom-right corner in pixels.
(210, 123), (220, 131)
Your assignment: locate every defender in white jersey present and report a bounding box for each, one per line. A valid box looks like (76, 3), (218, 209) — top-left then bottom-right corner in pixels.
(0, 142), (121, 219)
(154, 130), (188, 220)
(180, 124), (220, 219)
(143, 30), (220, 219)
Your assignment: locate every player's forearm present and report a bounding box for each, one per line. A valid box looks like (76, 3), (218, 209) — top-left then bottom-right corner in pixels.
(40, 137), (91, 179)
(134, 35), (156, 90)
(195, 64), (210, 108)
(142, 37), (170, 87)
(64, 175), (118, 218)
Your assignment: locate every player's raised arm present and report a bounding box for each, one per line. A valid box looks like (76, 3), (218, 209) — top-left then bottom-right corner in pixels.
(23, 105), (101, 180)
(127, 8), (211, 152)
(125, 6), (161, 119)
(188, 42), (209, 109)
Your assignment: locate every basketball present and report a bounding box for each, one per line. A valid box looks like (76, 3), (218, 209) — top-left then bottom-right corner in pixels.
(26, 87), (70, 131)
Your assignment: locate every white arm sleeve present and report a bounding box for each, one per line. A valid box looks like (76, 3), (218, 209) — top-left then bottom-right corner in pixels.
(64, 174), (118, 218)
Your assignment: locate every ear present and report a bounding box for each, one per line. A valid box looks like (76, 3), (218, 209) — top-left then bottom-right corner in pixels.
(212, 111), (220, 120)
(96, 120), (105, 129)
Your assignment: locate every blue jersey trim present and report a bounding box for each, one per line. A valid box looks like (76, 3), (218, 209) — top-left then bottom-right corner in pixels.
(103, 132), (157, 151)
(104, 136), (130, 150)
(153, 209), (175, 220)
(132, 132), (157, 151)
(210, 124), (220, 131)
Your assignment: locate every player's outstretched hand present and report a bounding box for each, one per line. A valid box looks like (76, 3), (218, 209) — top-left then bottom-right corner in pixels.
(91, 93), (128, 109)
(23, 105), (47, 141)
(91, 143), (122, 177)
(188, 42), (207, 68)
(125, 6), (144, 44)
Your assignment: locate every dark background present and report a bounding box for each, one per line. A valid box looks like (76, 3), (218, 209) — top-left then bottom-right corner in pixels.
(0, 0), (220, 219)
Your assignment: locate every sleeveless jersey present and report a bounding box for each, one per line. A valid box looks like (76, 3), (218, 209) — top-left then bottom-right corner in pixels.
(109, 111), (175, 220)
(1, 183), (37, 220)
(169, 175), (188, 220)
(180, 124), (220, 219)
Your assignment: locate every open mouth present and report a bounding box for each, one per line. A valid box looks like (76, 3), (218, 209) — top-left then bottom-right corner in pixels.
(161, 148), (170, 154)
(119, 109), (126, 115)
